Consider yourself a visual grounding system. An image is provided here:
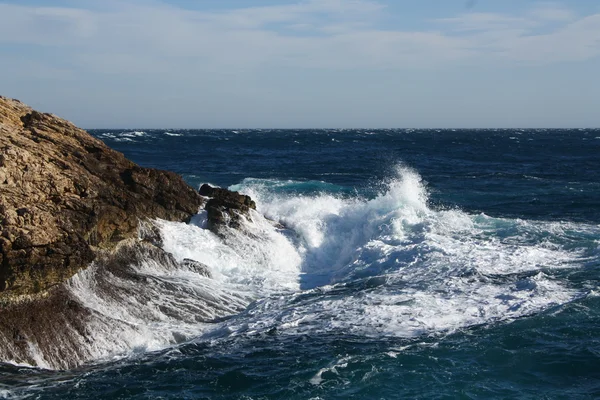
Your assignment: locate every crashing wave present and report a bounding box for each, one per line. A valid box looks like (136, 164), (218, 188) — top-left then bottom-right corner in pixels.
(1, 167), (596, 369)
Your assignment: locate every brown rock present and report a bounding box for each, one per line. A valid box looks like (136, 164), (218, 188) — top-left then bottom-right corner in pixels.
(199, 184), (256, 233)
(0, 96), (203, 299)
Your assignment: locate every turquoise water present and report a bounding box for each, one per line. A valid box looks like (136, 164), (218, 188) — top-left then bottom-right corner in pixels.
(1, 129), (599, 399)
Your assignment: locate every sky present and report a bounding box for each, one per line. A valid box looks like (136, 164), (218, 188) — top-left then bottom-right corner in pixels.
(0, 0), (599, 128)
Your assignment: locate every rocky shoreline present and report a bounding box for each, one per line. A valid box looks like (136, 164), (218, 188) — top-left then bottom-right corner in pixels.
(0, 96), (205, 300)
(0, 96), (258, 368)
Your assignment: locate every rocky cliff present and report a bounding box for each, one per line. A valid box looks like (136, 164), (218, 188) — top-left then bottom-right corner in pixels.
(0, 96), (203, 300)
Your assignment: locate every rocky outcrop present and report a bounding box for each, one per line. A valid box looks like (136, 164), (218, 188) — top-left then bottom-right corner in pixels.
(0, 96), (203, 300)
(199, 184), (256, 233)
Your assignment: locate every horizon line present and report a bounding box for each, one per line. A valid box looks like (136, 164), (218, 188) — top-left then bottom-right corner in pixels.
(84, 127), (600, 131)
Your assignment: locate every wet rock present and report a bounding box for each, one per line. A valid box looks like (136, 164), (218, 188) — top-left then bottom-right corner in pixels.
(0, 286), (93, 370)
(199, 184), (256, 233)
(0, 96), (204, 299)
(180, 258), (212, 278)
(138, 220), (164, 248)
(0, 238), (238, 369)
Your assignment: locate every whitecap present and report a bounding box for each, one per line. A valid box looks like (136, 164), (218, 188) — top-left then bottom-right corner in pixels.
(213, 166), (595, 341)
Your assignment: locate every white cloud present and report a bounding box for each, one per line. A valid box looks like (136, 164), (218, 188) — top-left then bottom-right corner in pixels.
(0, 0), (598, 76)
(438, 5), (600, 64)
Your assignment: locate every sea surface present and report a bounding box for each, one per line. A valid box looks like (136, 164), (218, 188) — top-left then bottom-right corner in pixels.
(2, 128), (600, 399)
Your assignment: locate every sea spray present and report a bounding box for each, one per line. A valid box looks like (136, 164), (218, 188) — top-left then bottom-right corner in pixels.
(0, 207), (302, 369)
(0, 166), (596, 373)
(220, 167), (590, 340)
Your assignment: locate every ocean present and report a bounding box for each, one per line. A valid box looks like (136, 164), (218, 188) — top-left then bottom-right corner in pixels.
(1, 128), (599, 399)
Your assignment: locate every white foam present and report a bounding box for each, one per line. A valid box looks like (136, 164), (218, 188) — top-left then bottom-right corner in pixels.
(218, 270), (576, 341)
(0, 390), (14, 399)
(235, 167), (433, 285)
(309, 356), (352, 385)
(119, 131), (147, 139)
(218, 167), (595, 340)
(159, 210), (302, 294)
(64, 254), (249, 366)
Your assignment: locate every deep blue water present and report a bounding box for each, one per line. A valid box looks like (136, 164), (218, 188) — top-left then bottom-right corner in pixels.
(1, 129), (599, 399)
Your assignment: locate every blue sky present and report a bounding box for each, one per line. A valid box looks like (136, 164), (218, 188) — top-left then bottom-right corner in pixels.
(1, 0), (599, 128)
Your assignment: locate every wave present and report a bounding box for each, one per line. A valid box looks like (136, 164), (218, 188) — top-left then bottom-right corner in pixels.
(1, 166), (597, 369)
(97, 131), (149, 142)
(221, 166), (595, 338)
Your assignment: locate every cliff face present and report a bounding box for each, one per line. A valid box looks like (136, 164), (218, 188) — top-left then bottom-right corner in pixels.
(0, 96), (203, 299)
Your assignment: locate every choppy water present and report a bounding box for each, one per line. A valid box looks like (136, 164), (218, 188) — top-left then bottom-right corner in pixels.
(1, 129), (599, 399)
